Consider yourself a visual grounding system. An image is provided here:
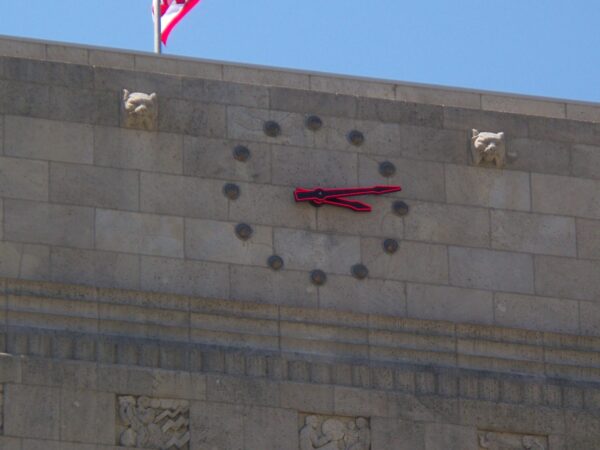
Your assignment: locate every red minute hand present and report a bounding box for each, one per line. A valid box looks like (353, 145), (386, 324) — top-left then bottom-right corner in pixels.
(294, 185), (402, 212)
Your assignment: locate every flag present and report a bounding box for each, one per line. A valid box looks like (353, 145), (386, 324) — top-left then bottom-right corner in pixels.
(152, 0), (201, 45)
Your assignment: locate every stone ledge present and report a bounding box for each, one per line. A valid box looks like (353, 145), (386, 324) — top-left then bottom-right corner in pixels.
(1, 34), (600, 122)
(2, 278), (600, 384)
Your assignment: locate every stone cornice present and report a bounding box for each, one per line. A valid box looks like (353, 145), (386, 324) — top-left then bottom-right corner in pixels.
(1, 34), (600, 122)
(2, 278), (600, 386)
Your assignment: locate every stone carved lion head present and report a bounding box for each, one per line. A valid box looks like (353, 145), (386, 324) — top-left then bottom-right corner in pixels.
(471, 129), (507, 168)
(122, 89), (158, 131)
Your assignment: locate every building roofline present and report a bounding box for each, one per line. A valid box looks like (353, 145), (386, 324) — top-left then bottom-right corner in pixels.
(2, 33), (599, 122)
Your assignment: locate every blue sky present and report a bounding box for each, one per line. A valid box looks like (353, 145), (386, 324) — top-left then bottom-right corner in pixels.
(1, 1), (599, 102)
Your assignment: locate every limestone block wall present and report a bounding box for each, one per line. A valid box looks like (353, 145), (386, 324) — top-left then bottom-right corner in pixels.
(1, 36), (600, 336)
(0, 35), (600, 449)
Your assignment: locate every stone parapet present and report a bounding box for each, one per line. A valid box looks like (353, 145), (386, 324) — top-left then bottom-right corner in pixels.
(1, 34), (600, 122)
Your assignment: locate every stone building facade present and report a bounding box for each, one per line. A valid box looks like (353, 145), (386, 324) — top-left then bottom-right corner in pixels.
(0, 35), (599, 449)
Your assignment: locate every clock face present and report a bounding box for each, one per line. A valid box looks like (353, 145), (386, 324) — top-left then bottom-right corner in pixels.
(225, 116), (408, 287)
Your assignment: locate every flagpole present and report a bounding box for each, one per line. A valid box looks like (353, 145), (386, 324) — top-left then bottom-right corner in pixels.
(154, 0), (162, 54)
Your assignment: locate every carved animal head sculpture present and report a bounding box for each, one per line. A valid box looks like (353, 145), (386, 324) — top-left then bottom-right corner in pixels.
(471, 129), (507, 168)
(123, 89), (157, 115)
(122, 89), (158, 131)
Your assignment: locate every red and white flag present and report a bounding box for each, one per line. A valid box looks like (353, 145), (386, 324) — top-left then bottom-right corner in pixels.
(152, 0), (201, 45)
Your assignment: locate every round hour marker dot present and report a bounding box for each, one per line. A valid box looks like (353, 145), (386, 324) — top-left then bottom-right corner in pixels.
(310, 269), (327, 286)
(348, 130), (365, 146)
(392, 200), (410, 216)
(305, 115), (323, 131)
(351, 264), (369, 280)
(233, 145), (250, 162)
(383, 239), (399, 254)
(235, 223), (253, 240)
(223, 183), (240, 200)
(267, 255), (284, 271)
(379, 161), (396, 177)
(263, 120), (281, 137)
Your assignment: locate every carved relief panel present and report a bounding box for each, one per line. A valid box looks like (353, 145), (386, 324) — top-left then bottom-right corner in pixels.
(299, 414), (370, 450)
(117, 395), (190, 449)
(478, 430), (547, 449)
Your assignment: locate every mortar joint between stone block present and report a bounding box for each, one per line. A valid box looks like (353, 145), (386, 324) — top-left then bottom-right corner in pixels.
(576, 300), (583, 337)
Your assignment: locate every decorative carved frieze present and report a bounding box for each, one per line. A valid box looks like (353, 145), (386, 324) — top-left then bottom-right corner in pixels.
(122, 89), (158, 131)
(471, 129), (509, 168)
(299, 414), (370, 450)
(478, 430), (547, 449)
(117, 395), (190, 449)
